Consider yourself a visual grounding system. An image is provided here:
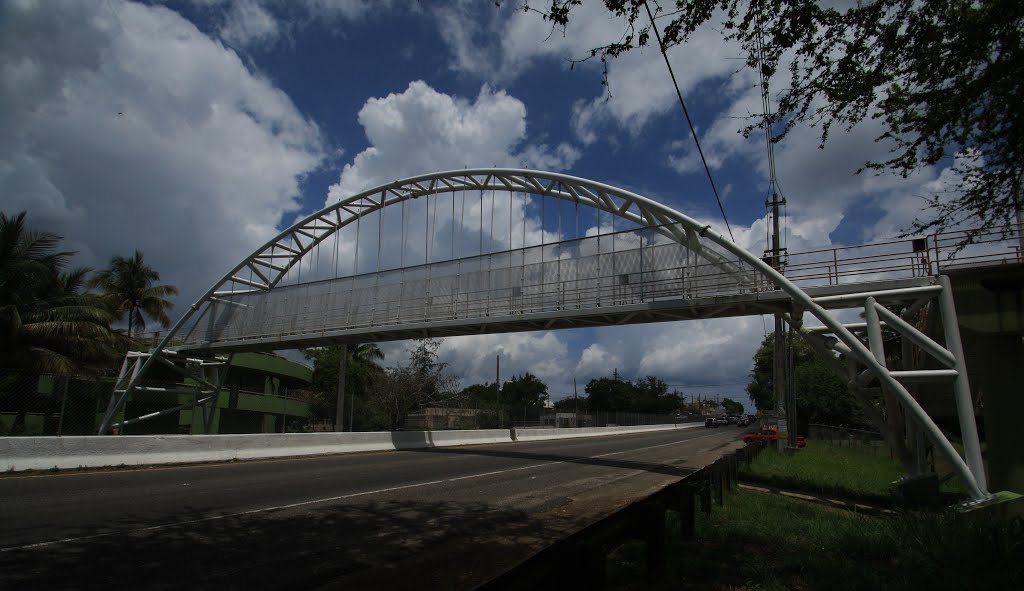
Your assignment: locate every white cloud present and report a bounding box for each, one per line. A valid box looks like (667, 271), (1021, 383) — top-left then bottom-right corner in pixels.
(219, 0), (279, 47)
(195, 0), (386, 49)
(328, 81), (582, 202)
(1, 0), (324, 317)
(436, 3), (746, 143)
(323, 80), (583, 384)
(440, 332), (570, 388)
(574, 343), (624, 380)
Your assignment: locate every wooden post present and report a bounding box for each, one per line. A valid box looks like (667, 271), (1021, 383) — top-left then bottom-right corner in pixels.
(714, 463), (724, 507)
(677, 485), (696, 540)
(641, 502), (667, 583)
(700, 471), (712, 514)
(556, 541), (605, 589)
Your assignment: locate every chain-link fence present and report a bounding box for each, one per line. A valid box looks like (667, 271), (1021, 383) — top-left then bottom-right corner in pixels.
(0, 371), (114, 436)
(808, 423), (891, 456)
(0, 370), (318, 437)
(1, 370), (705, 436)
(405, 406), (703, 431)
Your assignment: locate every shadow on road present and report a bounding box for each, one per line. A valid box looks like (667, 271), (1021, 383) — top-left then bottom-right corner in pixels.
(1, 497), (557, 591)
(406, 443), (698, 479)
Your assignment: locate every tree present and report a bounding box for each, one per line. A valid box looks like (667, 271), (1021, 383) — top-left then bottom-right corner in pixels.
(633, 375), (683, 413)
(584, 371), (682, 413)
(501, 372), (550, 409)
(524, 1), (1024, 241)
(90, 250), (177, 337)
(585, 370), (636, 411)
(747, 333), (866, 426)
(365, 339), (457, 431)
(302, 342), (385, 428)
(721, 398), (744, 415)
(0, 212), (124, 374)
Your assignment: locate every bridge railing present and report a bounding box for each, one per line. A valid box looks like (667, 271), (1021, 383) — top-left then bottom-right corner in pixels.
(782, 222), (1024, 288)
(175, 222), (1024, 349)
(183, 231), (766, 348)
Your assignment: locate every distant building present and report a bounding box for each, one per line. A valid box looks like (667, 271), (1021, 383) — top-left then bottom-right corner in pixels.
(0, 353), (313, 435)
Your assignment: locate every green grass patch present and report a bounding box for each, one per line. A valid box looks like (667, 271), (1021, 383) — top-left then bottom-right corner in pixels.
(605, 490), (1023, 590)
(739, 440), (907, 502)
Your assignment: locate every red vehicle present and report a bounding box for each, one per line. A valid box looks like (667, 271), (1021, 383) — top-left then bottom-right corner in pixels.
(743, 427), (806, 448)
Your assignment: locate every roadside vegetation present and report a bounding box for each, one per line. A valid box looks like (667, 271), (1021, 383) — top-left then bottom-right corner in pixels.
(739, 440), (905, 503)
(656, 490), (1022, 591)
(605, 438), (1019, 590)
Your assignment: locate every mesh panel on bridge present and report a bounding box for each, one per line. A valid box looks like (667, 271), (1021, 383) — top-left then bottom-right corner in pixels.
(184, 231), (764, 349)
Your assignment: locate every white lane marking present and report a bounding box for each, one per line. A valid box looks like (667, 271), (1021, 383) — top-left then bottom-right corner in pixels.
(2, 430), (727, 552)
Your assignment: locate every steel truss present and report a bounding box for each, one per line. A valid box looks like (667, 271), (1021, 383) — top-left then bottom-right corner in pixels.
(96, 168), (992, 502)
(102, 350), (232, 434)
(795, 275), (990, 503)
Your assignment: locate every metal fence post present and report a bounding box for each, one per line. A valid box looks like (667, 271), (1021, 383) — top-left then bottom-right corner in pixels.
(57, 375), (70, 437)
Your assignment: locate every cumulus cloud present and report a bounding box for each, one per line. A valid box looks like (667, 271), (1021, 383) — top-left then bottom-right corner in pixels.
(1, 0), (324, 315)
(327, 81), (579, 202)
(574, 343), (624, 380)
(322, 81), (583, 380)
(436, 2), (745, 142)
(442, 332), (570, 388)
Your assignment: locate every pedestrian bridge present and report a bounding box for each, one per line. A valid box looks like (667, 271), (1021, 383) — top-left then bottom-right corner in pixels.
(104, 168), (1023, 503)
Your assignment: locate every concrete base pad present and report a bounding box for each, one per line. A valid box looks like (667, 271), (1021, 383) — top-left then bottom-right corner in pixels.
(959, 490), (1024, 523)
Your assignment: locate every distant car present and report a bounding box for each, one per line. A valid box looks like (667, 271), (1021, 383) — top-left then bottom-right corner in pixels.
(743, 427), (806, 447)
(704, 418), (717, 428)
(713, 417), (729, 426)
(726, 415), (738, 424)
(737, 417), (751, 427)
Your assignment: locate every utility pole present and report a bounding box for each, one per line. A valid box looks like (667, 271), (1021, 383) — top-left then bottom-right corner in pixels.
(336, 344), (348, 432)
(767, 192), (795, 451)
(573, 378), (579, 426)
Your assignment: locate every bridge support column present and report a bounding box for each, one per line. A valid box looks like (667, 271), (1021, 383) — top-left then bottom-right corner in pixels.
(972, 332), (1024, 493)
(336, 344), (348, 432)
(937, 275), (988, 492)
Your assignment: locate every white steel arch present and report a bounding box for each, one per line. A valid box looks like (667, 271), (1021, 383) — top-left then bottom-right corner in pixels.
(99, 168), (991, 503)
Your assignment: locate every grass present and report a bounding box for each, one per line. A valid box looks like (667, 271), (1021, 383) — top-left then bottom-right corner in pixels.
(605, 489), (1024, 591)
(739, 440), (908, 502)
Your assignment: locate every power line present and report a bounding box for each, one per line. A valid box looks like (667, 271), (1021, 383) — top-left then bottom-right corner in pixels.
(643, 1), (735, 242)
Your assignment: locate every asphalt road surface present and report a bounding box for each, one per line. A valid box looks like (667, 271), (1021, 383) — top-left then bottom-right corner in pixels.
(0, 426), (745, 590)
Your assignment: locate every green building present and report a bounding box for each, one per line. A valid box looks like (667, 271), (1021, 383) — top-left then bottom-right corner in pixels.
(0, 352), (314, 436)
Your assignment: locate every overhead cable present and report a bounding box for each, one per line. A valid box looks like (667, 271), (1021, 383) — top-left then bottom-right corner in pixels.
(643, 1), (735, 242)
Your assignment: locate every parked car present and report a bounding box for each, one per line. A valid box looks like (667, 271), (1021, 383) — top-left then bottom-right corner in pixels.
(713, 417), (729, 426)
(743, 427), (806, 447)
(704, 417), (717, 428)
(737, 417), (751, 427)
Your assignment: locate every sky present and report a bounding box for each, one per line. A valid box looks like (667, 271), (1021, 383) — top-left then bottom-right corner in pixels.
(2, 0), (958, 407)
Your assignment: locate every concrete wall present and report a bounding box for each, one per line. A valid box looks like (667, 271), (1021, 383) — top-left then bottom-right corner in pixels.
(1, 423), (699, 472)
(514, 423), (690, 441)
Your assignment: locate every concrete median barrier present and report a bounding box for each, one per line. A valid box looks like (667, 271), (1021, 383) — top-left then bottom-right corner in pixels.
(1, 423), (698, 472)
(514, 422), (699, 442)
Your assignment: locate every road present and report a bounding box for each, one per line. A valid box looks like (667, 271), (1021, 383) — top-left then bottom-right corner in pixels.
(0, 426), (745, 590)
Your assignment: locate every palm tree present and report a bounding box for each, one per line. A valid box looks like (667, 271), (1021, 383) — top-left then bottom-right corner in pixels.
(0, 212), (74, 309)
(90, 250), (178, 337)
(0, 269), (125, 373)
(350, 342), (384, 367)
(0, 211), (125, 373)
